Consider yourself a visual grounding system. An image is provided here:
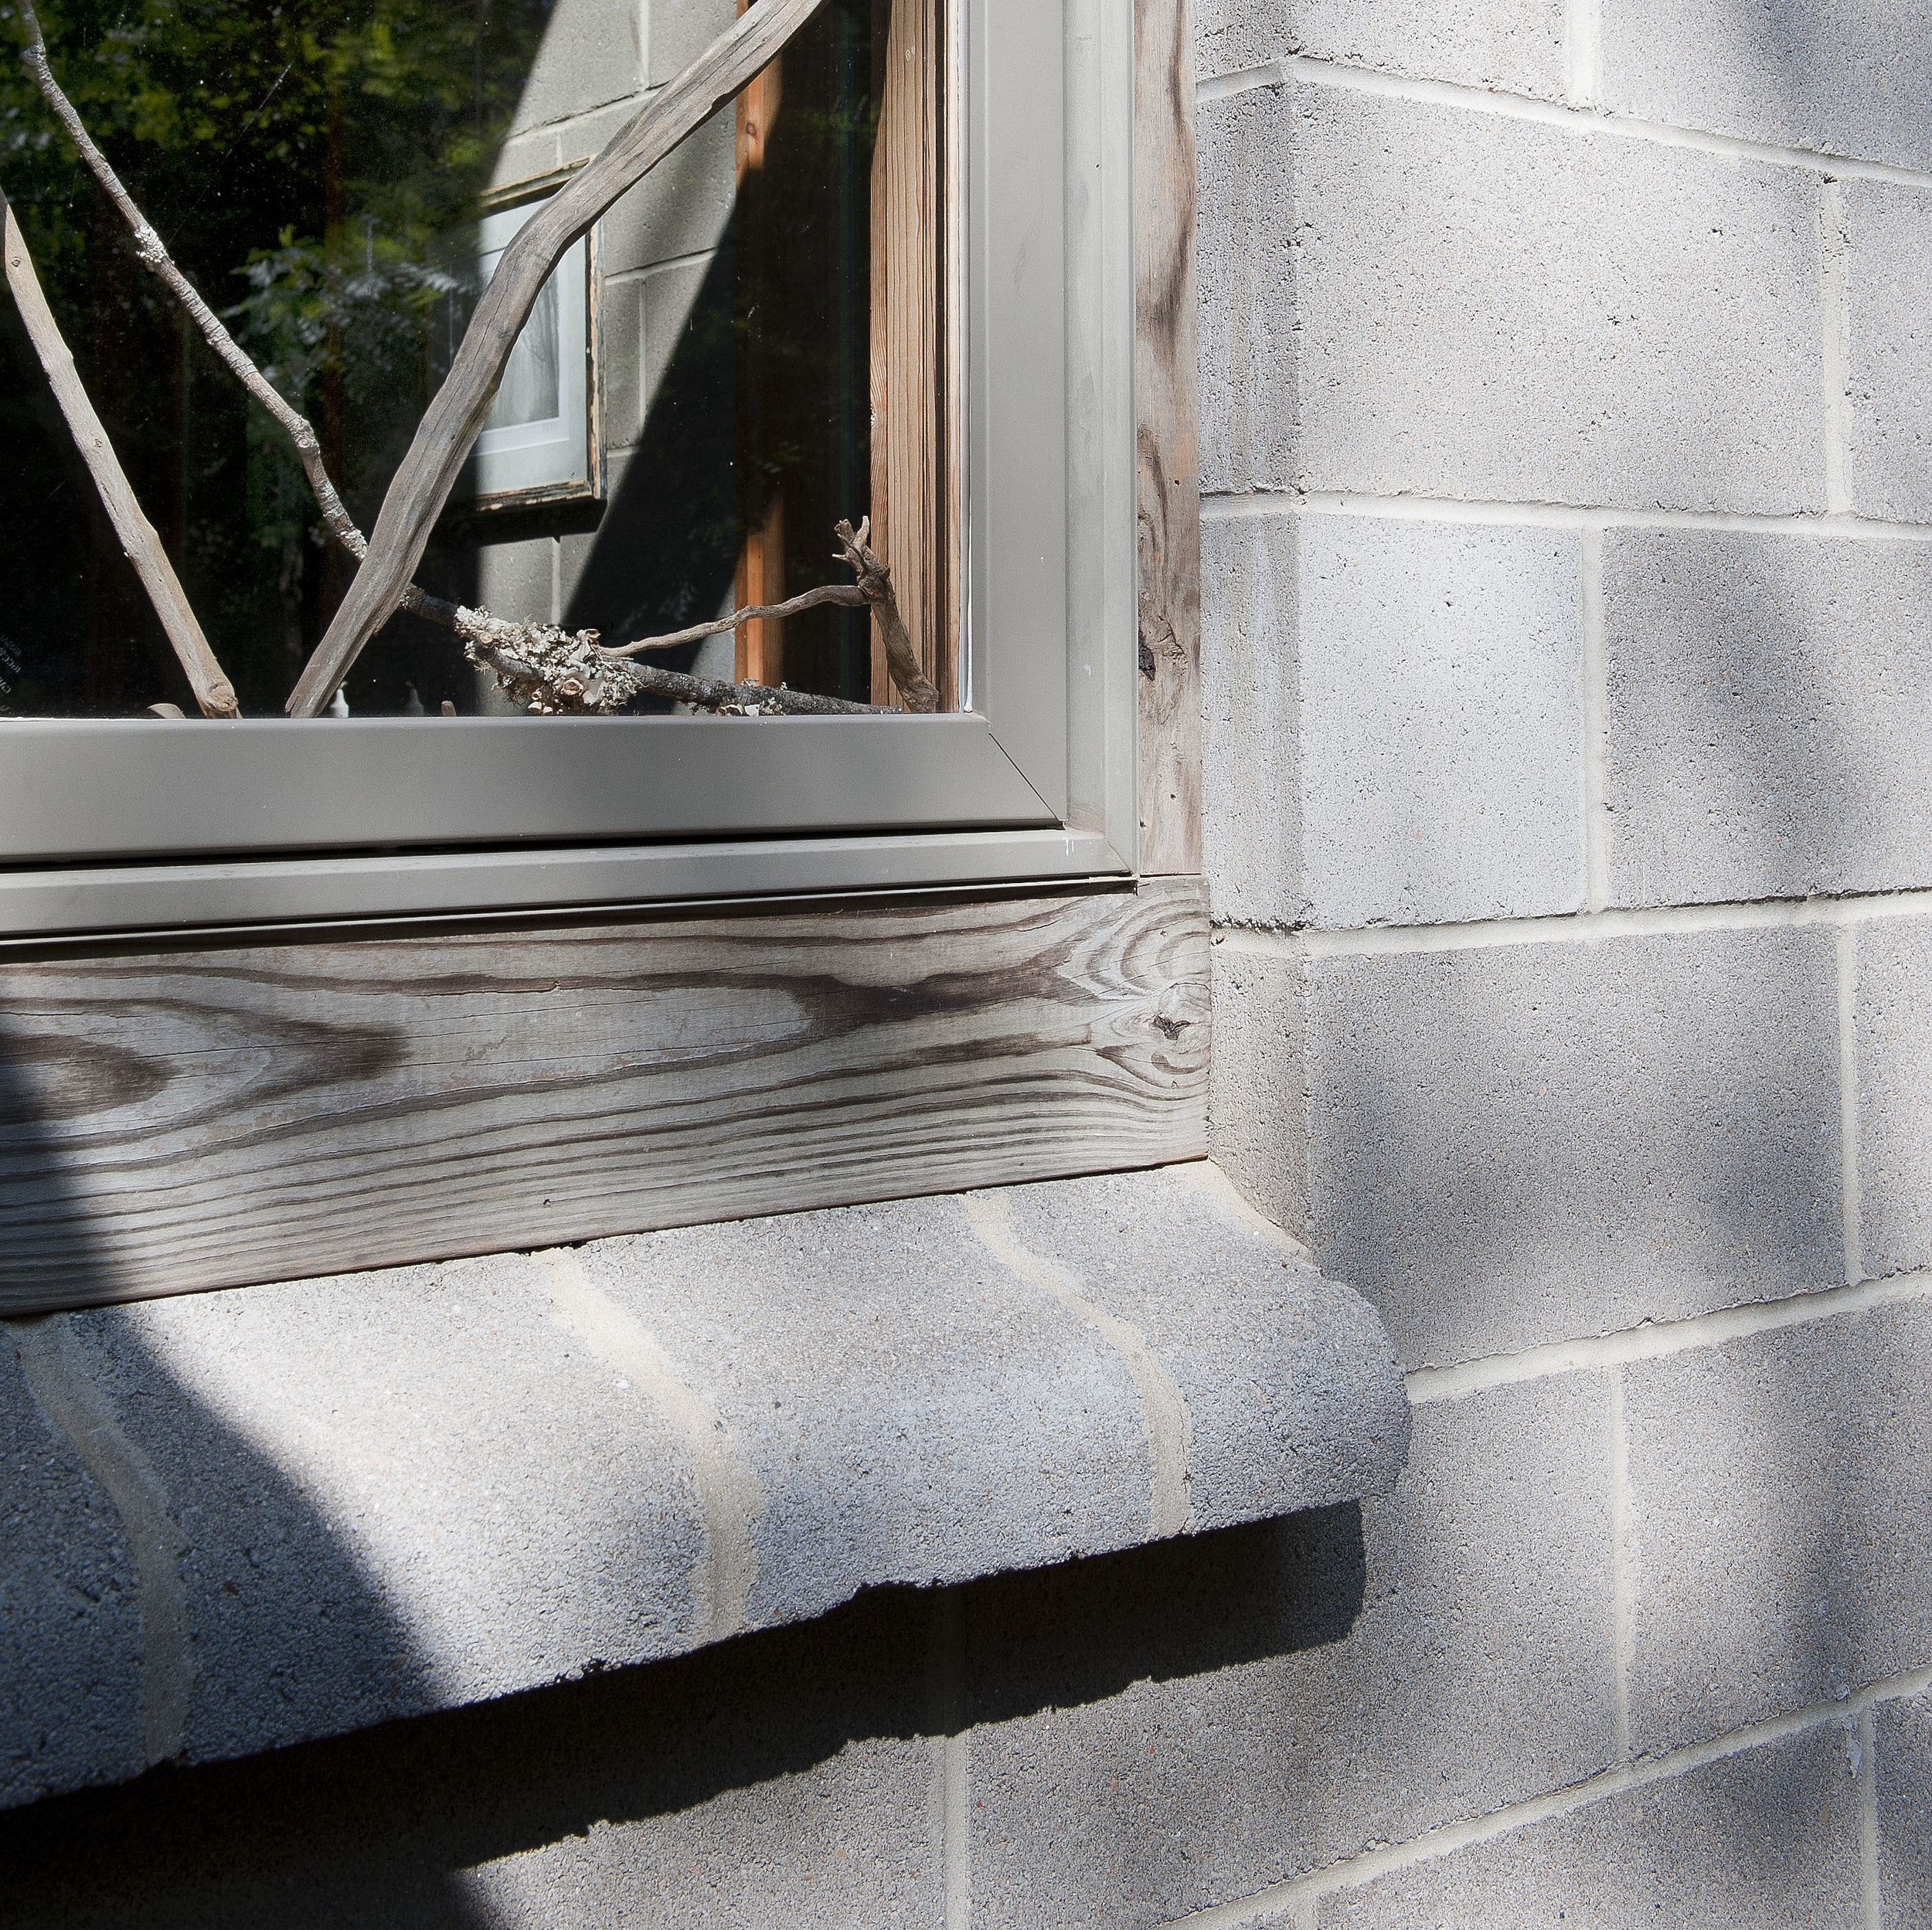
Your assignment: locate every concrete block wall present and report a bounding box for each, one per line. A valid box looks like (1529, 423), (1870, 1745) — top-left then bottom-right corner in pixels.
(1199, 2), (1932, 1923)
(471, 0), (740, 695)
(19, 6), (1932, 1927)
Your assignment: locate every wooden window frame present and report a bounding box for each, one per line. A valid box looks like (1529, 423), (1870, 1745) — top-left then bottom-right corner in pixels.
(0, 0), (1202, 1314)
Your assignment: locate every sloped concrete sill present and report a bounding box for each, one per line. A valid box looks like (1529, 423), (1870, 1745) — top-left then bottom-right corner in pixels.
(0, 1163), (1409, 1811)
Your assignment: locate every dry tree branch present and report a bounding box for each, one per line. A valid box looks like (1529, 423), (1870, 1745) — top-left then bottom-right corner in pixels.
(0, 185), (238, 716)
(12, 0), (923, 725)
(461, 522), (932, 717)
(601, 583), (867, 657)
(16, 0), (366, 562)
(835, 518), (938, 712)
(288, 0), (830, 718)
(460, 611), (889, 717)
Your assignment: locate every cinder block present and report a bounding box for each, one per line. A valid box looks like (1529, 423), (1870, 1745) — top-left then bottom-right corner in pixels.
(474, 535), (556, 712)
(998, 1170), (1409, 1533)
(460, 1738), (944, 1930)
(1307, 930), (1842, 1367)
(642, 254), (727, 405)
(1600, 0), (1932, 172)
(1879, 1694), (1932, 1930)
(1624, 1297), (1932, 1754)
(0, 1331), (143, 1808)
(1196, 0), (1566, 99)
(578, 1196), (1151, 1628)
(69, 1266), (708, 1770)
(1199, 82), (1826, 511)
(966, 1376), (1617, 1928)
(1298, 515), (1585, 929)
(1315, 1726), (1863, 1929)
(1857, 918), (1932, 1281)
(600, 274), (647, 452)
(1844, 182), (1932, 525)
(596, 111), (738, 276)
(1201, 513), (1302, 928)
(1202, 513), (1585, 929)
(475, 533), (555, 628)
(1604, 530), (1932, 907)
(509, 0), (643, 134)
(0, 1586), (947, 1929)
(1209, 940), (1309, 1239)
(651, 0), (736, 86)
(1197, 87), (1298, 501)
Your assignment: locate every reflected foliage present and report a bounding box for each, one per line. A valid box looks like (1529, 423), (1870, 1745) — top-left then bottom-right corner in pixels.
(0, 0), (549, 714)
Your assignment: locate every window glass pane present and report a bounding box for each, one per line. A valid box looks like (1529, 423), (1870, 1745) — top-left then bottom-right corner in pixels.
(0, 0), (948, 720)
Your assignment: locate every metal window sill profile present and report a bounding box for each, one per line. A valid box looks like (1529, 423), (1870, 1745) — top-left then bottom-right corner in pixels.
(0, 1165), (1409, 1809)
(0, 714), (1139, 940)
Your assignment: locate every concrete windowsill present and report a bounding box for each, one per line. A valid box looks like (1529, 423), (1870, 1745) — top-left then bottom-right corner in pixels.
(0, 1163), (1409, 1811)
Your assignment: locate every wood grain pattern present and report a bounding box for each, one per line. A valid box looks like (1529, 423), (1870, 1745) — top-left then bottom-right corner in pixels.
(0, 881), (1208, 1314)
(1134, 0), (1203, 875)
(869, 0), (951, 709)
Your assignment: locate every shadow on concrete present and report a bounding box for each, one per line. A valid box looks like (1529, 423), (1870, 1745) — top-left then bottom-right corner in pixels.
(0, 1508), (1366, 1928)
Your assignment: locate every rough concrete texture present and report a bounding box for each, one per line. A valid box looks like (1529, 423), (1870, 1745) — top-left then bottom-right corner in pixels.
(0, 1167), (1405, 1810)
(476, 530), (556, 627)
(1314, 1725), (1864, 1929)
(1199, 81), (1825, 510)
(1307, 929), (1842, 1367)
(1856, 918), (1932, 1280)
(1600, 0), (1932, 172)
(1624, 1297), (1932, 1754)
(1209, 939), (1309, 1239)
(508, 0), (641, 135)
(573, 1171), (1406, 1626)
(651, 0), (736, 86)
(595, 110), (738, 277)
(0, 1334), (144, 1807)
(601, 273), (647, 451)
(1196, 0), (1566, 96)
(1844, 181), (1932, 526)
(1201, 513), (1302, 929)
(65, 1259), (708, 1773)
(998, 1169), (1409, 1533)
(1202, 513), (1585, 929)
(1298, 515), (1585, 929)
(1, 1582), (950, 1930)
(1879, 1694), (1932, 1930)
(1198, 86), (1298, 502)
(1606, 531), (1932, 906)
(967, 1377), (1617, 1928)
(456, 1733), (943, 1930)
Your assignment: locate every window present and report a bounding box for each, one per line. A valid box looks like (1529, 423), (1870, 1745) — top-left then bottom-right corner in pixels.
(451, 184), (601, 511)
(0, 0), (1137, 938)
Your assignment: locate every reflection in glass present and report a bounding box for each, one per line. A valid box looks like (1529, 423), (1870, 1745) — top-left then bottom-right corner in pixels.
(0, 0), (917, 719)
(485, 270), (561, 432)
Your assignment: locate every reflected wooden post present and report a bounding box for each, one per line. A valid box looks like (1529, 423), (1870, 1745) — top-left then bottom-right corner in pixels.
(868, 0), (950, 710)
(736, 0), (785, 688)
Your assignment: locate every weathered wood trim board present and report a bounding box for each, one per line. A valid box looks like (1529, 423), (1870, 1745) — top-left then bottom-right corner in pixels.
(1134, 0), (1202, 878)
(0, 881), (1208, 1315)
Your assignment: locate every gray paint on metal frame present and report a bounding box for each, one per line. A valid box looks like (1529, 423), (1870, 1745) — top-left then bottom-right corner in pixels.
(0, 0), (1141, 935)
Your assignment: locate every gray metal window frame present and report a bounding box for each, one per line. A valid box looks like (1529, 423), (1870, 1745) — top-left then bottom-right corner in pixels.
(0, 0), (1139, 941)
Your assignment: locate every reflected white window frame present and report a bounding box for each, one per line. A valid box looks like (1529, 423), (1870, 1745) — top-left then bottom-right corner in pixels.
(449, 171), (604, 511)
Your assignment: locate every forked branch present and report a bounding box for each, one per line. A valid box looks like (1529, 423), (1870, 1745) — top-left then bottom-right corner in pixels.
(11, 0), (932, 726)
(462, 517), (932, 718)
